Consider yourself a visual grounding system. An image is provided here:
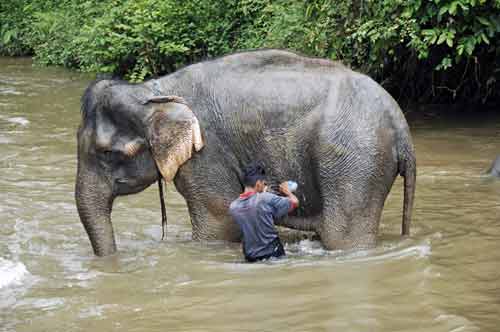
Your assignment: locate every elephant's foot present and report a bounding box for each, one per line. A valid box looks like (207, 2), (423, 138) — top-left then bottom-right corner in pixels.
(318, 230), (377, 251)
(276, 226), (318, 243)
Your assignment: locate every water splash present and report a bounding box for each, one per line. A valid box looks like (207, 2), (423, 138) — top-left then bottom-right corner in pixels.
(0, 258), (30, 289)
(287, 238), (431, 262)
(286, 239), (329, 256)
(338, 241), (431, 263)
(6, 117), (29, 126)
(219, 238), (432, 270)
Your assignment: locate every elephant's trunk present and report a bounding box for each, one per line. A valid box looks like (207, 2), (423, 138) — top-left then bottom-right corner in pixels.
(75, 169), (116, 256)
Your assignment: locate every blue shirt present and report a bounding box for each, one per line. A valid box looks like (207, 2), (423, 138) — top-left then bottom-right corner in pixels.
(229, 192), (292, 259)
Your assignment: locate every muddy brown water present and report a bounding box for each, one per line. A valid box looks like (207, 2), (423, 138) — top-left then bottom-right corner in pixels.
(1, 57), (499, 332)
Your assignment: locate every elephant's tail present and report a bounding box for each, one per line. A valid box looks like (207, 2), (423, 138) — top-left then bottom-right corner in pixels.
(400, 144), (416, 236)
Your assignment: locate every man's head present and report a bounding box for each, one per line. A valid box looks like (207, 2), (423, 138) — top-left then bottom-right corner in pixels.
(243, 163), (267, 193)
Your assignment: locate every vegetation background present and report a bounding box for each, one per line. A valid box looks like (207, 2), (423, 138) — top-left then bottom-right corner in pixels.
(1, 0), (499, 104)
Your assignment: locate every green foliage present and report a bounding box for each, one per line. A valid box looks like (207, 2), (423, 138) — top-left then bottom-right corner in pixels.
(0, 0), (30, 55)
(1, 0), (499, 102)
(234, 0), (356, 59)
(348, 0), (500, 101)
(74, 0), (238, 81)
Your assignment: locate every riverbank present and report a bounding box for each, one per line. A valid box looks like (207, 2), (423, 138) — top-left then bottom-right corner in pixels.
(2, 0), (499, 105)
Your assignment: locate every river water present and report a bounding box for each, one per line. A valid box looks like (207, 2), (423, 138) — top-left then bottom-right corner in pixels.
(0, 57), (499, 332)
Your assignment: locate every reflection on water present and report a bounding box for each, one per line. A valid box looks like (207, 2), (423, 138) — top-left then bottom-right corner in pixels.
(0, 57), (499, 332)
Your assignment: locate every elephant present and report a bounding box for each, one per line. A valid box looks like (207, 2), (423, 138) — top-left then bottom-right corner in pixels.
(487, 156), (500, 177)
(75, 49), (416, 257)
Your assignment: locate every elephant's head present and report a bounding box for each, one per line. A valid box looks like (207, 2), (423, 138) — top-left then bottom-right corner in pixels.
(75, 80), (204, 256)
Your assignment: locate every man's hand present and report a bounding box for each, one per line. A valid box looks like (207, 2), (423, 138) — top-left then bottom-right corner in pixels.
(279, 182), (299, 209)
(279, 182), (291, 196)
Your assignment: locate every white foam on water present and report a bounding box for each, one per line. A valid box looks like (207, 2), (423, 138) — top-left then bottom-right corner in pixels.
(0, 87), (22, 95)
(217, 238), (432, 271)
(290, 239), (432, 267)
(0, 136), (12, 144)
(339, 242), (431, 263)
(18, 297), (65, 311)
(287, 239), (330, 256)
(0, 258), (30, 288)
(79, 305), (105, 318)
(72, 270), (101, 281)
(434, 313), (480, 332)
(78, 304), (119, 319)
(7, 117), (29, 126)
(220, 259), (288, 271)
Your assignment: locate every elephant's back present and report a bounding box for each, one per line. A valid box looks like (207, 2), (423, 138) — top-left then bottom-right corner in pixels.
(196, 49), (346, 74)
(172, 49), (410, 165)
(193, 51), (355, 131)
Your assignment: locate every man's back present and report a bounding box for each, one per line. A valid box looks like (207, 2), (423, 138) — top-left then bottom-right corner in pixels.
(229, 192), (291, 259)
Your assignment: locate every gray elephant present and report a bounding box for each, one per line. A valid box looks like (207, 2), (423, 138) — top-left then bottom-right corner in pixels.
(75, 49), (416, 256)
(487, 156), (500, 177)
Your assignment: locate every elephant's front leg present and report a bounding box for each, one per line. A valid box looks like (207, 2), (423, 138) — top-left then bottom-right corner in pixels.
(184, 195), (242, 242)
(174, 157), (243, 242)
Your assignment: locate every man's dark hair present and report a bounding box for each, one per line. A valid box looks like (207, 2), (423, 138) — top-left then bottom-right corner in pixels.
(243, 162), (266, 187)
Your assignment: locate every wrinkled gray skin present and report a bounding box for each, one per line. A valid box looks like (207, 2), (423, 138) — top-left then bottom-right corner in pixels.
(75, 50), (416, 256)
(487, 156), (500, 177)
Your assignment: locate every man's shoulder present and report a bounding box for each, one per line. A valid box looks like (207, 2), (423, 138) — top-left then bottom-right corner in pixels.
(257, 192), (279, 201)
(229, 198), (242, 212)
(257, 192), (287, 206)
(259, 192), (291, 210)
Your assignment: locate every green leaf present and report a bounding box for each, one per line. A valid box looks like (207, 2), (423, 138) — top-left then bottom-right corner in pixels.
(449, 1), (458, 14)
(446, 36), (453, 47)
(421, 29), (436, 36)
(436, 56), (452, 70)
(465, 39), (475, 55)
(437, 32), (448, 44)
(2, 29), (15, 44)
(476, 16), (491, 26)
(438, 5), (449, 16)
(480, 32), (490, 44)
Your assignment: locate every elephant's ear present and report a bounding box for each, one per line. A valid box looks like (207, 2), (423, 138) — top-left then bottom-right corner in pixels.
(146, 97), (204, 182)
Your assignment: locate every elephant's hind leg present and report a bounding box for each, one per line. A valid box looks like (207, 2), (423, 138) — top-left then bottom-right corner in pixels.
(317, 168), (391, 251)
(318, 206), (380, 251)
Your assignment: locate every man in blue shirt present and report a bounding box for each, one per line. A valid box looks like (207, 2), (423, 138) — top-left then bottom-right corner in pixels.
(229, 163), (299, 262)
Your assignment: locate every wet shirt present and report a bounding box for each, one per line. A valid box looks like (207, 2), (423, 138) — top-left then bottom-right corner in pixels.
(229, 192), (292, 259)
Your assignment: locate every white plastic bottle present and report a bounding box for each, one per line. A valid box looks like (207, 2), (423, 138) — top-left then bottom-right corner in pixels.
(287, 180), (298, 192)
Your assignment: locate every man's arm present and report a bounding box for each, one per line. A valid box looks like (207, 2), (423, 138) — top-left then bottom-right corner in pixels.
(279, 182), (299, 211)
(266, 182), (299, 220)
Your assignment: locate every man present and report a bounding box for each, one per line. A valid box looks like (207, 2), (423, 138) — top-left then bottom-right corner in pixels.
(229, 163), (299, 262)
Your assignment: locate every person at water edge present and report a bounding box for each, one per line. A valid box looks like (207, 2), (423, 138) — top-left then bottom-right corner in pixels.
(229, 163), (299, 262)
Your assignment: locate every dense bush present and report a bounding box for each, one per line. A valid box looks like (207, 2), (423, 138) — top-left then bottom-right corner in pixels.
(348, 0), (500, 103)
(0, 0), (31, 55)
(1, 0), (499, 104)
